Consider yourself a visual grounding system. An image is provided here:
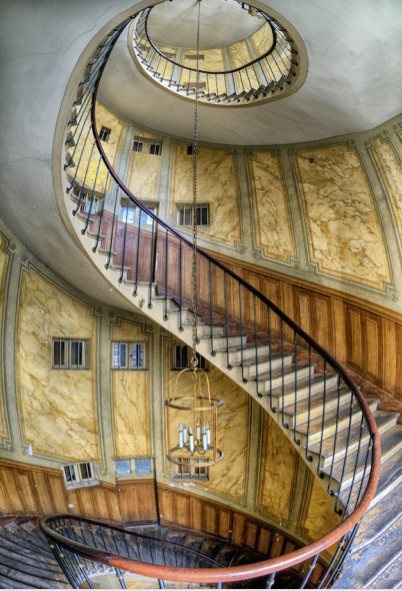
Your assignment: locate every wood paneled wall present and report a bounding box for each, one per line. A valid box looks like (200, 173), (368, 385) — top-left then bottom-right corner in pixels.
(211, 252), (402, 417)
(0, 458), (157, 524)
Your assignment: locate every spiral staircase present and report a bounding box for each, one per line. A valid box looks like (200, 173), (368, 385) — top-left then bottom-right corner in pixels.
(1, 3), (401, 589)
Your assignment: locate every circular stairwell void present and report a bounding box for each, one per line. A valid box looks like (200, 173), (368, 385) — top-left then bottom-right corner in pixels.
(129, 0), (308, 106)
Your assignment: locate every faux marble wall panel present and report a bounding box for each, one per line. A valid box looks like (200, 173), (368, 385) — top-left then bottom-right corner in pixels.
(127, 130), (162, 202)
(251, 22), (274, 56)
(248, 151), (295, 262)
(295, 144), (391, 290)
(229, 40), (258, 89)
(302, 477), (340, 542)
(370, 137), (402, 241)
(171, 144), (241, 247)
(111, 318), (151, 458)
(257, 413), (297, 521)
(73, 101), (123, 193)
(17, 268), (99, 461)
(0, 234), (10, 440)
(165, 339), (249, 502)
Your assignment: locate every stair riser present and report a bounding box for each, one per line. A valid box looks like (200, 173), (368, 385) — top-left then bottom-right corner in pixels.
(230, 345), (270, 364)
(244, 355), (293, 379)
(258, 366), (312, 393)
(279, 391), (352, 426)
(267, 375), (340, 408)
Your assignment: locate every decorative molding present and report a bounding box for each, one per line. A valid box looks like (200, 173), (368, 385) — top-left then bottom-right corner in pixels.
(0, 436), (14, 452)
(235, 242), (247, 254)
(252, 248), (262, 260)
(346, 139), (357, 147)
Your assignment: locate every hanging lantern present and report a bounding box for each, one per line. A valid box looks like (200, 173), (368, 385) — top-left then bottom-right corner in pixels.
(166, 365), (224, 467)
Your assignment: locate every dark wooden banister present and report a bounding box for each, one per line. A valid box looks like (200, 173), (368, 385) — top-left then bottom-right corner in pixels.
(53, 12), (382, 585)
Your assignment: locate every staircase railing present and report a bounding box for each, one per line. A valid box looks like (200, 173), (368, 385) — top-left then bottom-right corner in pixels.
(60, 8), (381, 588)
(131, 1), (299, 104)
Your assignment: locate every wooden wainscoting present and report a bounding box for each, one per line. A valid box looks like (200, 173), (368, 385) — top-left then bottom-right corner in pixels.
(0, 458), (157, 524)
(211, 252), (402, 419)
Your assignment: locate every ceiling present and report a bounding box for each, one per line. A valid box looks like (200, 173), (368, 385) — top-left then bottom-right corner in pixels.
(148, 0), (262, 49)
(99, 0), (402, 145)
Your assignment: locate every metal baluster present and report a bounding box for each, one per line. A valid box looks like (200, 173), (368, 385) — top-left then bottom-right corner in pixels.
(72, 142), (96, 215)
(239, 284), (246, 383)
(317, 360), (327, 478)
(164, 228), (169, 320)
(118, 202), (129, 283)
(51, 542), (79, 589)
(208, 260), (215, 354)
(158, 579), (166, 589)
(82, 154), (102, 232)
(254, 294), (260, 396)
(343, 413), (365, 516)
(265, 572), (276, 589)
(73, 553), (94, 589)
(299, 554), (319, 589)
(317, 534), (347, 589)
(354, 437), (373, 509)
(224, 272), (231, 369)
(148, 217), (156, 308)
(325, 525), (359, 588)
(328, 375), (342, 493)
(334, 389), (355, 516)
(280, 319), (288, 428)
(105, 184), (120, 269)
(206, 72), (211, 100)
(215, 73), (220, 101)
(305, 345), (313, 461)
(66, 123), (92, 190)
(267, 306), (274, 412)
(270, 47), (286, 86)
(93, 171), (110, 252)
(115, 567), (127, 589)
(178, 240), (183, 331)
(133, 203), (142, 296)
(293, 331), (300, 444)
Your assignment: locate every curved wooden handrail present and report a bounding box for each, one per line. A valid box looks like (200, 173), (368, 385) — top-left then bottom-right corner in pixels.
(55, 10), (382, 586)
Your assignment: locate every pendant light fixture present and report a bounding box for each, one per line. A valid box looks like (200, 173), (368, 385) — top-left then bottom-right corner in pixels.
(166, 0), (224, 470)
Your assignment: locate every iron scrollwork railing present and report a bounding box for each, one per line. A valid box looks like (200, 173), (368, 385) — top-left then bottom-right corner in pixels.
(58, 8), (381, 588)
(131, 1), (299, 104)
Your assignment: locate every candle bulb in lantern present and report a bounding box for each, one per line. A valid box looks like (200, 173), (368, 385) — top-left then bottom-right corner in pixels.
(196, 418), (201, 442)
(202, 427), (208, 451)
(178, 423), (184, 448)
(206, 422), (211, 446)
(183, 425), (187, 444)
(189, 427), (194, 453)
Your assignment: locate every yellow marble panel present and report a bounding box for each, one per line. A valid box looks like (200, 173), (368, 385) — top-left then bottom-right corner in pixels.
(229, 40), (259, 90)
(156, 45), (176, 80)
(302, 477), (340, 541)
(251, 22), (274, 56)
(17, 268), (99, 461)
(179, 49), (226, 95)
(165, 340), (249, 501)
(127, 145), (161, 202)
(73, 101), (123, 193)
(171, 144), (241, 246)
(295, 144), (391, 289)
(248, 151), (295, 262)
(371, 137), (402, 240)
(0, 234), (10, 439)
(111, 319), (151, 458)
(257, 413), (297, 521)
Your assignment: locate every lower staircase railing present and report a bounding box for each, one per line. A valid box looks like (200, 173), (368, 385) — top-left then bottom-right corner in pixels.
(60, 8), (381, 588)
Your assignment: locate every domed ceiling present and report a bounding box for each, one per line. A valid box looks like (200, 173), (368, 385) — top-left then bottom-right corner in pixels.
(98, 0), (402, 145)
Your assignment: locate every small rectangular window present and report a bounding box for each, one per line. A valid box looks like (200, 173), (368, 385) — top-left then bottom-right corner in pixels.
(62, 461), (99, 490)
(112, 341), (146, 370)
(139, 207), (156, 226)
(99, 126), (111, 142)
(187, 145), (193, 156)
(149, 143), (162, 156)
(172, 344), (207, 370)
(114, 457), (153, 477)
(133, 141), (143, 153)
(177, 204), (210, 227)
(53, 338), (89, 370)
(119, 204), (136, 224)
(184, 53), (205, 61)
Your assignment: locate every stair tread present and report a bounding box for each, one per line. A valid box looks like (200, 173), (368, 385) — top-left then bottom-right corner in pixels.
(252, 362), (314, 385)
(309, 411), (397, 462)
(0, 530), (56, 564)
(281, 382), (350, 417)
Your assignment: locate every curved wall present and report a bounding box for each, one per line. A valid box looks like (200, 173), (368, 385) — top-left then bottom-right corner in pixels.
(94, 102), (402, 315)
